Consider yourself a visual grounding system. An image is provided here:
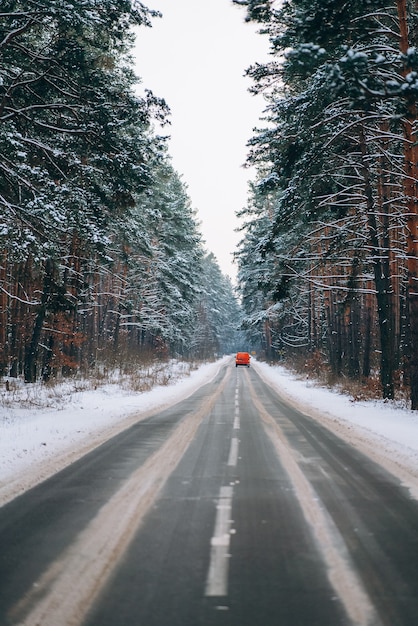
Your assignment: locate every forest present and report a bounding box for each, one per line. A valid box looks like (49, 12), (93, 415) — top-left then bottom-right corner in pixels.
(2, 1), (418, 411)
(235, 0), (418, 409)
(0, 2), (242, 385)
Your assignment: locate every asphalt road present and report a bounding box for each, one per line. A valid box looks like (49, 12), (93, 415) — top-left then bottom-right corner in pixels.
(1, 361), (418, 626)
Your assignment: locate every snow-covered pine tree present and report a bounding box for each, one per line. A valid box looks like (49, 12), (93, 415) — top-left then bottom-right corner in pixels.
(145, 164), (203, 357)
(236, 182), (283, 360)
(0, 2), (168, 380)
(193, 252), (244, 358)
(236, 0), (418, 405)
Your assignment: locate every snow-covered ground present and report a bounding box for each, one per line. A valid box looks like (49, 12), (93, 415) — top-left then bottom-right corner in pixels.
(1, 356), (417, 505)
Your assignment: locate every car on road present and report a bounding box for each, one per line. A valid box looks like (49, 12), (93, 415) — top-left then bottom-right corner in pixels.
(235, 352), (251, 367)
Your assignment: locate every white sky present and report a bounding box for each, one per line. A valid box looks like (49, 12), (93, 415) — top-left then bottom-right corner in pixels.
(133, 0), (270, 281)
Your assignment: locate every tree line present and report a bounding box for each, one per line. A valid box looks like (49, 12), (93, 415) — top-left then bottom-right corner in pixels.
(235, 0), (418, 409)
(0, 2), (241, 383)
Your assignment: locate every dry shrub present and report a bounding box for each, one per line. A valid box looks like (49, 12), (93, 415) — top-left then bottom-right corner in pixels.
(339, 375), (382, 402)
(303, 350), (327, 378)
(281, 353), (394, 403)
(285, 351), (330, 383)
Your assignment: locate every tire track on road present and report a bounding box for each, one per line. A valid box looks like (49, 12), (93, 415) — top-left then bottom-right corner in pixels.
(246, 369), (379, 626)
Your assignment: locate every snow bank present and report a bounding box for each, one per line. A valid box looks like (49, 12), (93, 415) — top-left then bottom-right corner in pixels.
(255, 361), (418, 453)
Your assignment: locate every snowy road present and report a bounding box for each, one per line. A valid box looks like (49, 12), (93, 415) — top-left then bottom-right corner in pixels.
(1, 361), (418, 625)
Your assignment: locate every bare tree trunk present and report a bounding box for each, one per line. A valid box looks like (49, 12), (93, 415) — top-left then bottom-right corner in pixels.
(0, 253), (8, 375)
(359, 127), (396, 399)
(264, 318), (273, 361)
(24, 259), (54, 383)
(362, 304), (373, 378)
(396, 0), (418, 408)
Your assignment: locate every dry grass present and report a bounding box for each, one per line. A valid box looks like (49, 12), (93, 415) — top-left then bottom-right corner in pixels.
(0, 358), (202, 410)
(277, 352), (409, 404)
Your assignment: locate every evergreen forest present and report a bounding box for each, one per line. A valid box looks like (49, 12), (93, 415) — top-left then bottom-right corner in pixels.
(0, 2), (242, 385)
(235, 0), (418, 409)
(2, 1), (418, 411)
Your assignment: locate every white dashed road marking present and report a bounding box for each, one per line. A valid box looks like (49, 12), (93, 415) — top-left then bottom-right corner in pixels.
(205, 486), (234, 597)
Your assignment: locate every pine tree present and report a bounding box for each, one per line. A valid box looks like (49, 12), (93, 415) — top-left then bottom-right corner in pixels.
(193, 252), (244, 357)
(0, 1), (169, 380)
(236, 0), (418, 405)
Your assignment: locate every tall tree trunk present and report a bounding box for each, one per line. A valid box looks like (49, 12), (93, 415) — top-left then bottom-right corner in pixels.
(359, 127), (396, 399)
(326, 296), (343, 377)
(378, 119), (401, 374)
(264, 318), (273, 361)
(10, 259), (32, 378)
(24, 259), (54, 383)
(396, 0), (418, 408)
(362, 303), (373, 378)
(0, 253), (8, 375)
(344, 256), (362, 379)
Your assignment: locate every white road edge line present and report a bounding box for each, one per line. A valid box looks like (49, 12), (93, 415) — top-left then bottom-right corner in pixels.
(205, 485), (234, 597)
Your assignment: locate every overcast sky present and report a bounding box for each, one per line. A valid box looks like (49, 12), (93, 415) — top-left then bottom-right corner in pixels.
(133, 0), (270, 281)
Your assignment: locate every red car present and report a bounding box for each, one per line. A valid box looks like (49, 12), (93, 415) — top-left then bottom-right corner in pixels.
(235, 352), (251, 367)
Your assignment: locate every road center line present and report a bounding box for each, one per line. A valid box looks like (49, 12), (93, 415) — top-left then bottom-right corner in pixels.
(205, 486), (234, 597)
(227, 437), (239, 466)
